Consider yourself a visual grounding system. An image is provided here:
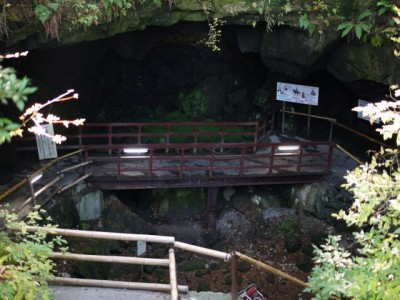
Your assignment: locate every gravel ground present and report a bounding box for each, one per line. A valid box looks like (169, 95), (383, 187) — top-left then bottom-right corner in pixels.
(50, 285), (230, 300)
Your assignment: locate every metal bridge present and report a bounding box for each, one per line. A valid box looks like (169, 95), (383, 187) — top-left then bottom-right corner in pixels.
(17, 113), (333, 190)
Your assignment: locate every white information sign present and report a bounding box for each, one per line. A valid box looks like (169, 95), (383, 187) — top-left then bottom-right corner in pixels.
(137, 241), (146, 256)
(357, 99), (380, 124)
(35, 124), (58, 160)
(276, 82), (319, 106)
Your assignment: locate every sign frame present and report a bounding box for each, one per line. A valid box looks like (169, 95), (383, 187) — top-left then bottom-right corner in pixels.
(276, 82), (319, 106)
(35, 124), (58, 160)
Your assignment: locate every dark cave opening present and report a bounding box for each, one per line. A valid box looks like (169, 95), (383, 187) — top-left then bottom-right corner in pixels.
(3, 22), (389, 156)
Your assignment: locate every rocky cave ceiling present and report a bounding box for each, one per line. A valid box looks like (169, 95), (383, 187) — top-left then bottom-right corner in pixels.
(5, 22), (389, 127)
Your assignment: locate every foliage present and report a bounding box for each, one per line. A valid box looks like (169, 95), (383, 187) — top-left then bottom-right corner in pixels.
(306, 95), (400, 299)
(298, 0), (342, 36)
(31, 0), (173, 39)
(203, 17), (225, 51)
(199, 3), (226, 52)
(34, 0), (65, 39)
(278, 217), (298, 235)
(18, 89), (85, 144)
(179, 89), (208, 120)
(390, 5), (400, 56)
(298, 0), (400, 47)
(337, 11), (373, 40)
(100, 0), (132, 20)
(0, 52), (85, 145)
(0, 52), (36, 143)
(69, 0), (101, 29)
(252, 0), (284, 31)
(0, 207), (68, 300)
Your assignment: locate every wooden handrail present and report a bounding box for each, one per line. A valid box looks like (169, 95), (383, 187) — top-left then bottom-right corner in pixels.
(0, 150), (83, 202)
(48, 277), (189, 293)
(21, 225), (318, 299)
(234, 251), (309, 288)
(52, 252), (170, 266)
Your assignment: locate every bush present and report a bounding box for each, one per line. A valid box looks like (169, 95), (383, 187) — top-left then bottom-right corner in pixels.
(0, 207), (67, 300)
(306, 99), (400, 299)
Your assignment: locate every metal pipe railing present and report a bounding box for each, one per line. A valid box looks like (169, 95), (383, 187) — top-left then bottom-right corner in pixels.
(280, 109), (392, 148)
(16, 119), (270, 152)
(83, 141), (333, 180)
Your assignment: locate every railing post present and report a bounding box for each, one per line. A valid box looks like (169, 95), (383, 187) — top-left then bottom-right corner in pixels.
(117, 149), (121, 180)
(207, 187), (218, 229)
(231, 254), (238, 300)
(179, 148), (184, 178)
(84, 150), (89, 174)
(79, 126), (83, 149)
(269, 110), (276, 134)
(169, 245), (179, 300)
(297, 148), (303, 173)
(329, 122), (334, 141)
(269, 146), (275, 174)
(138, 125), (142, 144)
(220, 125), (225, 153)
(166, 124), (170, 153)
(239, 148), (245, 177)
(108, 125), (112, 156)
(149, 149), (153, 179)
(26, 175), (36, 206)
(194, 125), (198, 154)
(255, 121), (259, 144)
(209, 147), (215, 177)
(282, 102), (286, 134)
(328, 143), (333, 173)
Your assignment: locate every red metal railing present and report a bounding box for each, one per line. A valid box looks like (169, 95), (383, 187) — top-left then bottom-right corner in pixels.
(16, 113), (274, 152)
(83, 141), (333, 181)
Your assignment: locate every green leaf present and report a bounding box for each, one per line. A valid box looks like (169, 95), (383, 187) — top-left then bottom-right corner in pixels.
(359, 23), (371, 34)
(337, 22), (350, 31)
(358, 10), (372, 21)
(15, 100), (25, 111)
(299, 14), (310, 29)
(355, 25), (362, 39)
(4, 123), (20, 131)
(339, 23), (353, 37)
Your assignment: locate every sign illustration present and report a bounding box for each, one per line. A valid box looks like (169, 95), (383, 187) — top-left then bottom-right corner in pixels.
(276, 82), (319, 106)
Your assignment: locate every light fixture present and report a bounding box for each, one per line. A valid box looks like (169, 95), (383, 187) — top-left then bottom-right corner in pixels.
(277, 145), (300, 152)
(30, 173), (43, 184)
(123, 148), (149, 154)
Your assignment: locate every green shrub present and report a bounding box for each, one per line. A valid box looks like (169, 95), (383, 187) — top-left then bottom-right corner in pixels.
(306, 99), (400, 299)
(0, 207), (68, 300)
